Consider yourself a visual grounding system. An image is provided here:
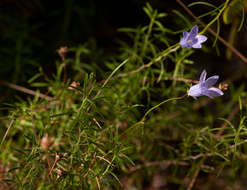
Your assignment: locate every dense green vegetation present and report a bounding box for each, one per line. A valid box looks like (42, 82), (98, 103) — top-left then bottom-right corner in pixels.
(1, 0), (247, 189)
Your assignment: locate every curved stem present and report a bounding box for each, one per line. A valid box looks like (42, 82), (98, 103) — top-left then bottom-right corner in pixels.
(114, 44), (180, 79)
(200, 0), (230, 34)
(141, 95), (186, 122)
(120, 95), (186, 138)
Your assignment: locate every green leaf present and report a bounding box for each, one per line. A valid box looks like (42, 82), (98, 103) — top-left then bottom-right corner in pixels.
(8, 167), (20, 173)
(28, 73), (42, 83)
(223, 0), (245, 24)
(30, 82), (49, 87)
(188, 1), (217, 9)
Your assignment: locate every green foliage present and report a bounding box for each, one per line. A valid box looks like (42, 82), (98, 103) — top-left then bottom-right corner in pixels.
(223, 0), (246, 25)
(1, 1), (247, 189)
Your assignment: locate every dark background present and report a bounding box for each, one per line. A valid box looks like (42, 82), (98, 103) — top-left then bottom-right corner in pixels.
(0, 0), (246, 95)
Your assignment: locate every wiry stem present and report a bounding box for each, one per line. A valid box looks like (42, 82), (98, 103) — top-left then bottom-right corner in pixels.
(114, 44), (180, 79)
(200, 0), (230, 34)
(0, 80), (53, 101)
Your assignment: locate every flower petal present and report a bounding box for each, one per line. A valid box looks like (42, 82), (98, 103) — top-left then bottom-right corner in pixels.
(188, 25), (198, 38)
(183, 32), (189, 38)
(202, 87), (223, 98)
(196, 35), (207, 43)
(199, 70), (207, 82)
(180, 38), (188, 48)
(192, 43), (202, 48)
(192, 35), (207, 48)
(180, 34), (197, 48)
(205, 75), (219, 87)
(188, 84), (203, 98)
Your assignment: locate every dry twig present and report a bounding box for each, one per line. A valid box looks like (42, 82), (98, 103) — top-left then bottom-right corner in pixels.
(0, 80), (53, 101)
(186, 159), (204, 190)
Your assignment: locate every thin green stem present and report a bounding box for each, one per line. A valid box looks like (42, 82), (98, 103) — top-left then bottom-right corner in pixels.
(200, 0), (229, 34)
(96, 58), (129, 97)
(0, 114), (15, 148)
(102, 58), (129, 89)
(146, 43), (180, 67)
(141, 11), (157, 57)
(120, 95), (186, 138)
(172, 50), (193, 86)
(141, 96), (185, 122)
(102, 154), (116, 176)
(114, 44), (180, 79)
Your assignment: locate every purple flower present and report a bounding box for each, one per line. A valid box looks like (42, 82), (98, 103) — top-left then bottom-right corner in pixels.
(188, 70), (224, 98)
(180, 25), (207, 48)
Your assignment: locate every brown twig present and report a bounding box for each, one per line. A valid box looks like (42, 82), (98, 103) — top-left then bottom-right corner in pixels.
(129, 160), (188, 173)
(128, 159), (214, 173)
(183, 153), (212, 161)
(229, 138), (247, 150)
(95, 176), (101, 190)
(48, 153), (60, 176)
(96, 156), (111, 165)
(0, 80), (53, 101)
(163, 77), (198, 84)
(176, 0), (247, 65)
(141, 76), (198, 85)
(186, 158), (204, 190)
(93, 118), (102, 129)
(0, 80), (65, 113)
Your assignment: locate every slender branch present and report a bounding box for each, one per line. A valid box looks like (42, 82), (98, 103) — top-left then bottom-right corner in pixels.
(164, 77), (198, 83)
(102, 58), (129, 88)
(186, 158), (204, 190)
(141, 95), (186, 122)
(0, 115), (15, 147)
(200, 0), (230, 34)
(128, 160), (214, 173)
(230, 138), (247, 150)
(120, 95), (186, 138)
(143, 76), (198, 84)
(48, 153), (60, 176)
(0, 80), (53, 101)
(96, 58), (129, 97)
(129, 160), (189, 173)
(96, 156), (111, 165)
(141, 11), (156, 57)
(95, 176), (101, 190)
(176, 0), (247, 65)
(113, 45), (180, 80)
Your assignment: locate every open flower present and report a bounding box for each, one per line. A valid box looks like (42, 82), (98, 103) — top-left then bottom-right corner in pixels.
(188, 70), (224, 98)
(180, 25), (207, 49)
